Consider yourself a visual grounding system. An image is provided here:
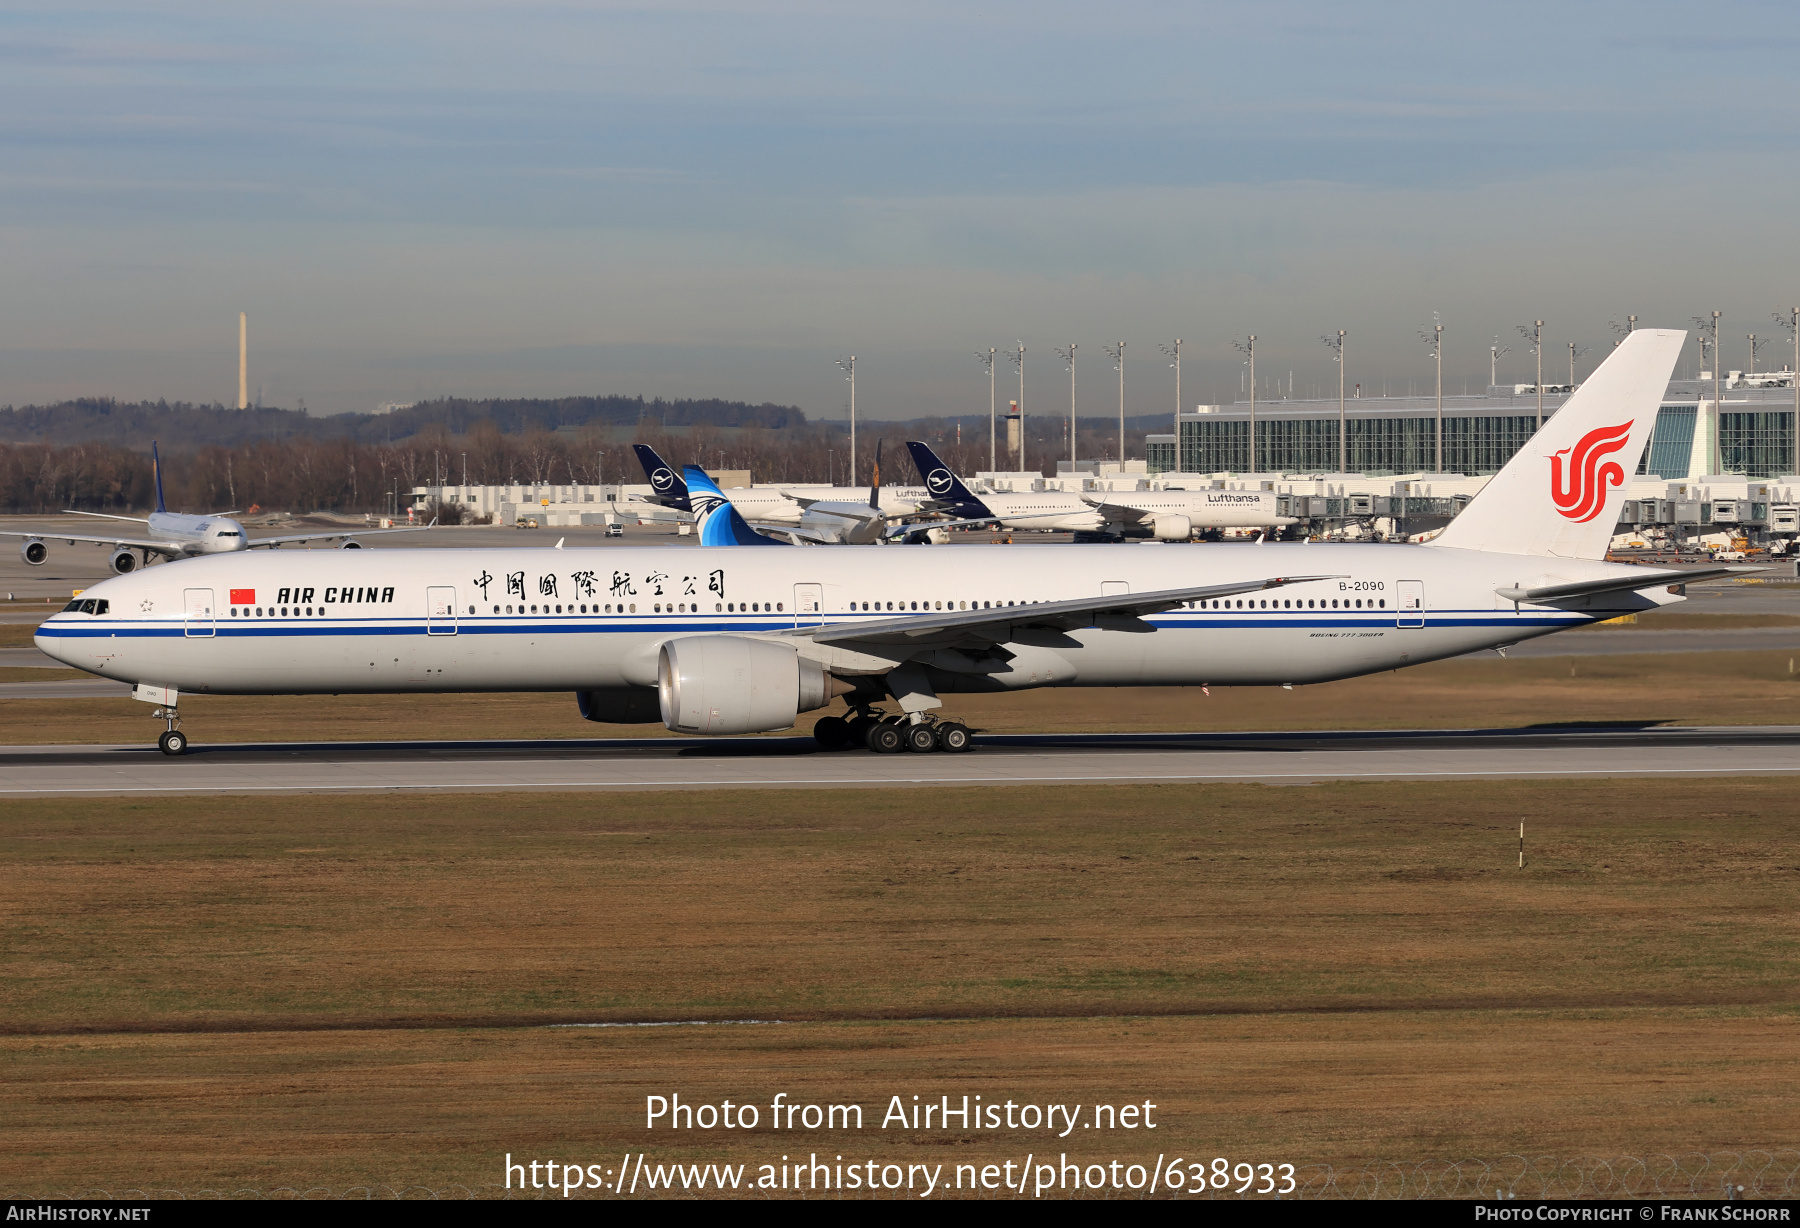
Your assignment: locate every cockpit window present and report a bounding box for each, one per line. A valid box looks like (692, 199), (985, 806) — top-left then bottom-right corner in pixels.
(216, 530), (240, 537)
(63, 599), (108, 614)
(62, 599), (82, 612)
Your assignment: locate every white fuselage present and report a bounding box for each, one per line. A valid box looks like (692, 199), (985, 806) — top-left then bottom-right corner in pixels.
(35, 543), (1673, 699)
(1095, 489), (1294, 530)
(972, 492), (1102, 532)
(143, 511), (251, 555)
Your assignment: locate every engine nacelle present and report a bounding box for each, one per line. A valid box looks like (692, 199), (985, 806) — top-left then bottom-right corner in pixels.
(20, 539), (47, 566)
(1151, 514), (1193, 541)
(657, 636), (839, 734)
(108, 549), (138, 574)
(576, 687), (663, 724)
(339, 540), (365, 549)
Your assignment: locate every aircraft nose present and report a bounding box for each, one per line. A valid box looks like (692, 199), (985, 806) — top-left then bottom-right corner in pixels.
(34, 619), (78, 667)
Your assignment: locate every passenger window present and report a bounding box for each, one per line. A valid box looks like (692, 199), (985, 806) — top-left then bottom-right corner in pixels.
(776, 603), (783, 612)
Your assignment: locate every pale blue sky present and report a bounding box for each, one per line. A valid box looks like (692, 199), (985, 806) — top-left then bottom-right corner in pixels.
(3, 1), (1798, 417)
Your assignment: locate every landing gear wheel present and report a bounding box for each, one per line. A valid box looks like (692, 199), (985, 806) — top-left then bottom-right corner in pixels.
(812, 715), (850, 750)
(904, 723), (939, 753)
(867, 722), (905, 754)
(935, 722), (972, 753)
(847, 714), (878, 745)
(158, 729), (188, 756)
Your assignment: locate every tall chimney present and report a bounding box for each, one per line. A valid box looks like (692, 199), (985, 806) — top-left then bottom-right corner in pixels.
(237, 312), (248, 410)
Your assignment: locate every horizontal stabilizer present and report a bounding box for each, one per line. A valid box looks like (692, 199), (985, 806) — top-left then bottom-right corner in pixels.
(1494, 566), (1759, 604)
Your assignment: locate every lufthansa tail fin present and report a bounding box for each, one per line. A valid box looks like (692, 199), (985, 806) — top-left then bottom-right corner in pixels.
(151, 441), (167, 514)
(905, 440), (990, 516)
(868, 440), (882, 509)
(682, 466), (787, 546)
(1427, 327), (1684, 560)
(634, 444), (692, 513)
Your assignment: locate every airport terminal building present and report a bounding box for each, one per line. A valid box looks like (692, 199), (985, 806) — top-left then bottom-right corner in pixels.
(1146, 376), (1799, 482)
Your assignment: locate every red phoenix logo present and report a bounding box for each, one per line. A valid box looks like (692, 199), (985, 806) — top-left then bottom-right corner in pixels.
(1549, 421), (1633, 523)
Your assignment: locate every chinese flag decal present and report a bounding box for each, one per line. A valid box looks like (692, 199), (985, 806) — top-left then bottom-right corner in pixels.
(230, 589), (255, 605)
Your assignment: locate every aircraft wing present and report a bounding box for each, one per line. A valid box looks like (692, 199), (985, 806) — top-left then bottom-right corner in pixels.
(0, 529), (186, 559)
(1494, 566), (1762, 604)
(61, 509), (152, 524)
(1080, 497), (1151, 525)
(879, 515), (1001, 541)
(803, 575), (1341, 649)
(745, 520), (838, 545)
(248, 522), (435, 548)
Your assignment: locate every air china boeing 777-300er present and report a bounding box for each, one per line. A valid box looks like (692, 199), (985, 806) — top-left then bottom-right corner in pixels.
(36, 329), (1739, 756)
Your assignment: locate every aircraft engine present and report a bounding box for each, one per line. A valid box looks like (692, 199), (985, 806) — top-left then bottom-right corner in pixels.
(108, 549), (138, 574)
(338, 540), (365, 549)
(1151, 514), (1193, 541)
(576, 687), (663, 724)
(21, 539), (47, 565)
(657, 636), (845, 734)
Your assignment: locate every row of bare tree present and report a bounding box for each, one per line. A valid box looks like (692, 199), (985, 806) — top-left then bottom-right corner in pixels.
(0, 416), (1154, 514)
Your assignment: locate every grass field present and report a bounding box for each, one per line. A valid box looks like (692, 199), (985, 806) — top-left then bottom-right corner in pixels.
(5, 647), (1798, 746)
(2, 779), (1795, 1194)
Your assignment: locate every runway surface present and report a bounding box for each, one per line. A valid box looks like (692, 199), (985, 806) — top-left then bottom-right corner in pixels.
(3, 725), (1797, 797)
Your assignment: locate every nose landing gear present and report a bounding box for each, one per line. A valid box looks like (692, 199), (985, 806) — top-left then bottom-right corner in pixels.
(152, 706), (187, 756)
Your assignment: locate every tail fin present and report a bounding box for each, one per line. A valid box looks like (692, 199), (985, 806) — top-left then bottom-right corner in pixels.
(905, 440), (990, 515)
(634, 444), (691, 513)
(868, 440), (882, 509)
(151, 441), (167, 514)
(1427, 328), (1684, 559)
(682, 466), (786, 546)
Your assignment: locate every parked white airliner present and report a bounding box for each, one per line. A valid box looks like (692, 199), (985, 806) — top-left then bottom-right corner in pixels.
(4, 443), (431, 573)
(904, 441), (1294, 538)
(36, 329), (1734, 757)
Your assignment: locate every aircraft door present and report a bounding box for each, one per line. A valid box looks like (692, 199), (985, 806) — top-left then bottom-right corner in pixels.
(426, 586), (458, 635)
(793, 583), (824, 628)
(183, 588), (215, 638)
(1396, 580), (1424, 628)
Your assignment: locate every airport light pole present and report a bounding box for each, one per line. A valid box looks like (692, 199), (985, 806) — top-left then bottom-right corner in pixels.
(1231, 335), (1256, 473)
(1103, 341), (1126, 465)
(1568, 341), (1589, 388)
(1159, 339), (1182, 472)
(1419, 318), (1442, 472)
(1748, 332), (1766, 375)
(976, 347), (997, 472)
(1009, 342), (1027, 472)
(1775, 309), (1799, 477)
(1692, 312), (1722, 473)
(1490, 337), (1510, 388)
(1517, 321), (1544, 430)
(1055, 343), (1077, 466)
(836, 355), (857, 485)
(1322, 330), (1346, 471)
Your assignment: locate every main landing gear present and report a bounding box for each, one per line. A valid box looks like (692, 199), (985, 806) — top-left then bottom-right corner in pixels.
(812, 710), (972, 754)
(152, 706), (187, 756)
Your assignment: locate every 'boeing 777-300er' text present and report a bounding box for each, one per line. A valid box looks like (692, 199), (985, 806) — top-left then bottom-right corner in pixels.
(35, 329), (1744, 756)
